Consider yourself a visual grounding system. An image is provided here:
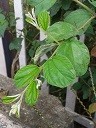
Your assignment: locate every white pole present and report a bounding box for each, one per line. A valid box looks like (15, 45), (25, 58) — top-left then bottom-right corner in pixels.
(65, 35), (85, 111)
(14, 0), (26, 68)
(40, 31), (49, 95)
(0, 37), (7, 76)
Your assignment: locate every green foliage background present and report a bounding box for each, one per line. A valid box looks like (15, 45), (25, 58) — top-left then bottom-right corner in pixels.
(1, 0), (96, 118)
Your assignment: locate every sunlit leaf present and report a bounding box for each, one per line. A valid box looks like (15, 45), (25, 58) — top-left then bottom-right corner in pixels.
(89, 103), (96, 113)
(38, 11), (50, 31)
(14, 65), (40, 88)
(64, 9), (92, 35)
(27, 0), (57, 15)
(43, 55), (76, 88)
(2, 94), (20, 104)
(46, 22), (78, 43)
(56, 39), (90, 76)
(25, 81), (39, 106)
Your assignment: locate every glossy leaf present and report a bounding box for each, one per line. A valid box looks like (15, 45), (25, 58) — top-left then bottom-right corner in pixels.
(43, 55), (76, 88)
(27, 0), (57, 15)
(64, 9), (92, 35)
(34, 43), (57, 63)
(46, 22), (78, 43)
(25, 81), (39, 106)
(56, 39), (90, 76)
(14, 65), (40, 88)
(38, 11), (50, 31)
(89, 103), (96, 113)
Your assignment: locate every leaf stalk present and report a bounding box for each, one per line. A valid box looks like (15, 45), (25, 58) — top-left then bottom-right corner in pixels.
(73, 0), (95, 14)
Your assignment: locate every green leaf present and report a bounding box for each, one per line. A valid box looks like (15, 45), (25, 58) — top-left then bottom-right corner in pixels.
(14, 65), (40, 88)
(64, 9), (92, 35)
(27, 0), (42, 6)
(9, 38), (23, 52)
(91, 94), (95, 103)
(56, 39), (90, 76)
(34, 43), (57, 64)
(26, 17), (33, 25)
(2, 94), (20, 104)
(82, 88), (89, 100)
(29, 47), (35, 57)
(25, 81), (39, 106)
(62, 0), (72, 10)
(81, 71), (89, 79)
(86, 25), (94, 35)
(84, 0), (95, 10)
(88, 0), (96, 7)
(49, 1), (62, 17)
(38, 11), (50, 31)
(82, 84), (90, 100)
(88, 73), (96, 85)
(27, 0), (57, 15)
(0, 14), (5, 22)
(43, 55), (76, 88)
(46, 22), (78, 43)
(0, 20), (8, 37)
(0, 14), (8, 37)
(72, 82), (82, 90)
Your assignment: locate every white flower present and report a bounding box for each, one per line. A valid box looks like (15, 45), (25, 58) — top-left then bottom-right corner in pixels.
(9, 101), (21, 118)
(36, 79), (42, 89)
(25, 8), (39, 29)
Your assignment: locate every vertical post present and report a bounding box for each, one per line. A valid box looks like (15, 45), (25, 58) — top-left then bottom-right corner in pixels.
(40, 31), (49, 95)
(0, 38), (7, 76)
(65, 35), (85, 111)
(65, 78), (78, 111)
(1, 0), (13, 77)
(14, 0), (26, 68)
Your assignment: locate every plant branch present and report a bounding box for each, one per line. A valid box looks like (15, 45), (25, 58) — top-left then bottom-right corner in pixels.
(44, 31), (60, 45)
(73, 0), (95, 14)
(80, 77), (92, 90)
(78, 15), (96, 31)
(89, 67), (96, 99)
(71, 87), (96, 125)
(11, 53), (19, 78)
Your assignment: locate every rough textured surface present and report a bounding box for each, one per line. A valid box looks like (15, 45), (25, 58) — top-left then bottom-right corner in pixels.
(0, 75), (73, 128)
(0, 111), (23, 128)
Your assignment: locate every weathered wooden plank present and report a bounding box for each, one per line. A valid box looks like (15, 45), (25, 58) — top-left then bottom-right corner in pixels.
(0, 37), (7, 76)
(65, 107), (94, 128)
(14, 0), (26, 68)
